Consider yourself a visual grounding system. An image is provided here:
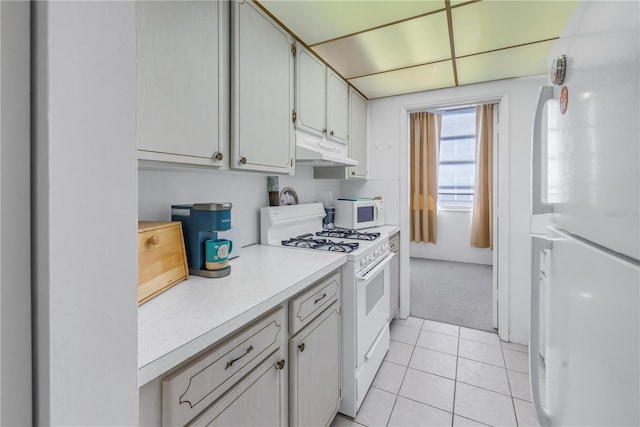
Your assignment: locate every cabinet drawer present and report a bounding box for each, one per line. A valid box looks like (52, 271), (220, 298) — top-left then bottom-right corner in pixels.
(162, 307), (285, 426)
(289, 271), (340, 334)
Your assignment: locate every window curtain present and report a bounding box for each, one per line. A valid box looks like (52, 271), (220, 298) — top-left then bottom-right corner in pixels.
(410, 111), (441, 243)
(470, 104), (494, 249)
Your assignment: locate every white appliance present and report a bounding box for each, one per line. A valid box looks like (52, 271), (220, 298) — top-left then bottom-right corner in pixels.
(530, 2), (639, 426)
(260, 203), (394, 417)
(334, 198), (385, 230)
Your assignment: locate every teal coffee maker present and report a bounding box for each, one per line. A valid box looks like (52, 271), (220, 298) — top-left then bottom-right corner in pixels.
(171, 202), (232, 278)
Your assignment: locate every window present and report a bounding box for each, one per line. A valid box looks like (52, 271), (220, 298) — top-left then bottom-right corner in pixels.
(438, 107), (476, 208)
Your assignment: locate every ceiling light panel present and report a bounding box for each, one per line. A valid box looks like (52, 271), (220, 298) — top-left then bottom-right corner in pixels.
(452, 1), (578, 57)
(312, 11), (451, 79)
(258, 0), (445, 46)
(349, 60), (455, 99)
(456, 40), (556, 86)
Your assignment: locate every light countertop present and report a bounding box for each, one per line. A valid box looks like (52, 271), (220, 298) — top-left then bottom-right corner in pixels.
(138, 244), (346, 386)
(369, 224), (400, 237)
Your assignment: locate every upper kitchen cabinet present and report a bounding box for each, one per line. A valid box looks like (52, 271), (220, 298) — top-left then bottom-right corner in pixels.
(295, 45), (349, 145)
(231, 0), (295, 174)
(313, 88), (368, 180)
(348, 88), (368, 179)
(325, 70), (349, 144)
(295, 47), (326, 137)
(137, 1), (229, 167)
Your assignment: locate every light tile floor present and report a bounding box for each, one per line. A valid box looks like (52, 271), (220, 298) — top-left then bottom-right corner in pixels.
(331, 317), (541, 427)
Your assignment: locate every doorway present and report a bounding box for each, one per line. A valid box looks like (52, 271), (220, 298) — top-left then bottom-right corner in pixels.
(398, 93), (510, 340)
(409, 104), (496, 332)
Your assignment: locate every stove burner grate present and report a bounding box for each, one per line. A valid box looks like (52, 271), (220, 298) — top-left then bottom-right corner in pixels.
(316, 228), (381, 241)
(281, 234), (360, 253)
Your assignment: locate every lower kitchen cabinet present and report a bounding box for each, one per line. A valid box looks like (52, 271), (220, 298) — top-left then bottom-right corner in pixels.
(139, 271), (343, 427)
(161, 307), (286, 426)
(289, 302), (341, 427)
(189, 350), (287, 427)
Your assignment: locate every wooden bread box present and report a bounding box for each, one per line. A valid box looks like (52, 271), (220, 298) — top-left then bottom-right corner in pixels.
(138, 221), (188, 305)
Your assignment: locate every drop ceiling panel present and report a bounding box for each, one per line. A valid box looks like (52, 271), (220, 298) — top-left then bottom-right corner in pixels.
(457, 40), (556, 86)
(312, 11), (451, 79)
(256, 0), (579, 99)
(258, 0), (445, 46)
(349, 60), (455, 99)
(452, 1), (578, 57)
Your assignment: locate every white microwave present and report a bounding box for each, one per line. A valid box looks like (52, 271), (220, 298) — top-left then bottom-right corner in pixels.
(334, 199), (384, 230)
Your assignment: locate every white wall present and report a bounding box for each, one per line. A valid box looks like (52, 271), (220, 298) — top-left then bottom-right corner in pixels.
(342, 100), (403, 226)
(138, 164), (342, 246)
(0, 2), (31, 425)
(410, 210), (493, 265)
(367, 75), (547, 344)
(32, 2), (138, 425)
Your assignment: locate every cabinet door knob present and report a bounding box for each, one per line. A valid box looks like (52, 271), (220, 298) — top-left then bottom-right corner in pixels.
(275, 359), (286, 370)
(239, 157), (247, 165)
(214, 152), (223, 161)
(329, 130), (334, 136)
(147, 235), (160, 246)
(298, 343), (305, 352)
(322, 128), (326, 134)
(351, 171), (356, 175)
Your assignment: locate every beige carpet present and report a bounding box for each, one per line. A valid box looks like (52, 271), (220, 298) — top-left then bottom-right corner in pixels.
(410, 257), (495, 332)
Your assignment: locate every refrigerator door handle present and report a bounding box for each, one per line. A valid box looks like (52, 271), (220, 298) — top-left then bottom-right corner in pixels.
(530, 235), (553, 427)
(531, 86), (554, 214)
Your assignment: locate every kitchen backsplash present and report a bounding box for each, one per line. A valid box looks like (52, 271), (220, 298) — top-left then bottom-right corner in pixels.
(138, 164), (342, 247)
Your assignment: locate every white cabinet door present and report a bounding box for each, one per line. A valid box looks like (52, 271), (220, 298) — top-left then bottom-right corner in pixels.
(232, 0), (295, 174)
(312, 88), (368, 181)
(296, 47), (326, 137)
(137, 1), (229, 167)
(289, 303), (341, 427)
(189, 351), (287, 427)
(326, 70), (349, 145)
(348, 88), (368, 179)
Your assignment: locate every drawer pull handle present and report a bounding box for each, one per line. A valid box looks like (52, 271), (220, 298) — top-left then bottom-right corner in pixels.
(275, 359), (286, 370)
(147, 235), (160, 246)
(298, 343), (305, 352)
(225, 345), (254, 370)
(314, 293), (327, 304)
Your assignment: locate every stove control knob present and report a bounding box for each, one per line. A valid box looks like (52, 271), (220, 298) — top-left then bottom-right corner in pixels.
(360, 259), (366, 267)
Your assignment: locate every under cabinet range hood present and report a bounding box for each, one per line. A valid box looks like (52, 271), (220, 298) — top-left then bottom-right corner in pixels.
(295, 132), (358, 167)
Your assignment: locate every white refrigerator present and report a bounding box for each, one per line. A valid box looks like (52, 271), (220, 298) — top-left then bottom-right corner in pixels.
(530, 1), (639, 426)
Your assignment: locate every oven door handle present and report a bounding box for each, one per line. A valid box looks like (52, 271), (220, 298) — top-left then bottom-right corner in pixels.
(365, 326), (387, 360)
(356, 252), (395, 282)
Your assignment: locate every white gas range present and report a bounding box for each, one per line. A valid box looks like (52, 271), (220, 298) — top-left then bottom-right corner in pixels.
(260, 203), (395, 417)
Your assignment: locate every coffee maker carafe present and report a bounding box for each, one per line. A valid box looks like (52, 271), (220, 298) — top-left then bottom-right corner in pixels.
(171, 202), (232, 278)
